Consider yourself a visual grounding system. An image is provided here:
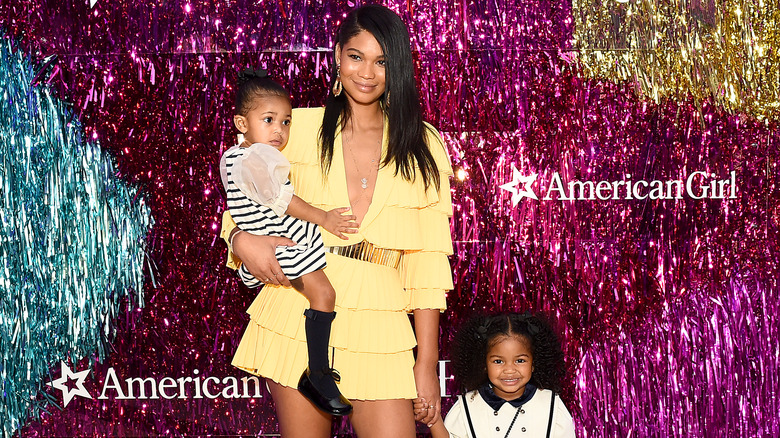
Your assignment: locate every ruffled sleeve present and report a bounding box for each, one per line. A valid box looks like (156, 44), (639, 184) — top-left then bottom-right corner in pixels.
(284, 108), (332, 210)
(398, 124), (454, 312)
(229, 143), (294, 217)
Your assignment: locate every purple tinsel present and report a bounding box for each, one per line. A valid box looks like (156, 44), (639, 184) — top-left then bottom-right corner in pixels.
(1, 0), (778, 436)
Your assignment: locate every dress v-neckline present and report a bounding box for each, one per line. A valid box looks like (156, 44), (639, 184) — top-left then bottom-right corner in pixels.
(334, 122), (391, 229)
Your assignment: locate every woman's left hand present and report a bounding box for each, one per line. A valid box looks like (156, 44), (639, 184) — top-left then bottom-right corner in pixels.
(413, 364), (441, 426)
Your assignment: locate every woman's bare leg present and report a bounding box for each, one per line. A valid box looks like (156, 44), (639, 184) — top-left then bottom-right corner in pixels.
(267, 380), (332, 438)
(350, 399), (416, 438)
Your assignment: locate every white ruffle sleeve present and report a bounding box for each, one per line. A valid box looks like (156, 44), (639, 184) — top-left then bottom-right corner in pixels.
(221, 142), (294, 217)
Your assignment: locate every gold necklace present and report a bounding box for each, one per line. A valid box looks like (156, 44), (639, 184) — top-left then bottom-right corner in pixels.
(344, 133), (381, 190)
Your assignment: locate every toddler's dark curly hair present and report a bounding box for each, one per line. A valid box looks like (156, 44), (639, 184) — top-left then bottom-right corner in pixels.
(450, 312), (565, 394)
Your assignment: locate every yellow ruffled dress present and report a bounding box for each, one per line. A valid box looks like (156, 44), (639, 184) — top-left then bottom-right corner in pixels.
(223, 108), (453, 400)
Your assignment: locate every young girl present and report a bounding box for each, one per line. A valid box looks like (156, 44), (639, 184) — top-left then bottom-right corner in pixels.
(417, 313), (576, 437)
(219, 68), (358, 416)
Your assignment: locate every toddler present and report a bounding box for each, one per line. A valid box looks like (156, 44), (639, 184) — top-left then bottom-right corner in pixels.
(220, 68), (357, 416)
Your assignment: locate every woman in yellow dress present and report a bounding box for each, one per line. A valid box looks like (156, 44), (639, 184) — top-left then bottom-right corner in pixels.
(221, 5), (453, 436)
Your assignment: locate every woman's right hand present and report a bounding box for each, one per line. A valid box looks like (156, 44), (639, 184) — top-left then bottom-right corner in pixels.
(231, 231), (295, 287)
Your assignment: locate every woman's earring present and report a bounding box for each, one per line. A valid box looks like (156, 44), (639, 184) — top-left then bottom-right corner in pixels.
(385, 90), (390, 107)
(333, 68), (343, 97)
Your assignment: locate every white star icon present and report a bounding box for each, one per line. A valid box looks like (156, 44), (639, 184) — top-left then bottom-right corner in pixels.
(499, 164), (538, 206)
(48, 361), (93, 407)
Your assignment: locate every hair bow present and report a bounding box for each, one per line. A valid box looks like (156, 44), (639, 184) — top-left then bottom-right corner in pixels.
(518, 311), (541, 336)
(474, 320), (491, 341)
(238, 67), (268, 81)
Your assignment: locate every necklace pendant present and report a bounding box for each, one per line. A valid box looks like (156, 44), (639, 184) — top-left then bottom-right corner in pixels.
(361, 178), (368, 189)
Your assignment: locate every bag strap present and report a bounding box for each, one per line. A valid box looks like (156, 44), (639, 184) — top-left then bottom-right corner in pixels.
(545, 392), (556, 438)
(462, 394), (478, 438)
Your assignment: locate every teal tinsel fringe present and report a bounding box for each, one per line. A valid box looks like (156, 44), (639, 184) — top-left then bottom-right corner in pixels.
(0, 36), (152, 437)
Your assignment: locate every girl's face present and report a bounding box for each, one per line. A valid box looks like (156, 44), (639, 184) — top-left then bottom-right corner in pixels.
(233, 95), (292, 149)
(335, 30), (387, 107)
(485, 334), (534, 401)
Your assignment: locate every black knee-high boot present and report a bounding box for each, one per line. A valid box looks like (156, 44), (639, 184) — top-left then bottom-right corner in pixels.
(297, 309), (352, 416)
(304, 309), (338, 395)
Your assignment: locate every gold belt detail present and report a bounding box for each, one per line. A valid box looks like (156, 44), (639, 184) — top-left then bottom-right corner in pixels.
(325, 240), (403, 270)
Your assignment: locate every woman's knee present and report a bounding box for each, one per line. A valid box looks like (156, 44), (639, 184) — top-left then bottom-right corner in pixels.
(350, 399), (416, 438)
(267, 381), (332, 437)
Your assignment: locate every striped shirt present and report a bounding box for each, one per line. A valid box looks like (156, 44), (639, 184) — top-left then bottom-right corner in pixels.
(221, 144), (327, 286)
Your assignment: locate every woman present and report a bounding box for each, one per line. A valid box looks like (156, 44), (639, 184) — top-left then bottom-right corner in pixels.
(222, 5), (453, 436)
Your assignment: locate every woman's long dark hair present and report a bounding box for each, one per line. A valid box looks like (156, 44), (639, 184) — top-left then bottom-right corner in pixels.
(318, 5), (440, 191)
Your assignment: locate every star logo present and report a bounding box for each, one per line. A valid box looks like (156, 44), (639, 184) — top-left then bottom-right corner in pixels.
(499, 164), (538, 206)
(48, 361), (93, 407)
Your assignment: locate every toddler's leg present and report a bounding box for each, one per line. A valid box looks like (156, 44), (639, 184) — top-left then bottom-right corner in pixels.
(295, 270), (351, 416)
(290, 270), (335, 312)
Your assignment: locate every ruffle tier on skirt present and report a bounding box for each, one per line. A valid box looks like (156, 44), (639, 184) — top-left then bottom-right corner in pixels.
(231, 252), (419, 400)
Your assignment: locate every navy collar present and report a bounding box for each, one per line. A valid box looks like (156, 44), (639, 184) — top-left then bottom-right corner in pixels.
(478, 382), (537, 411)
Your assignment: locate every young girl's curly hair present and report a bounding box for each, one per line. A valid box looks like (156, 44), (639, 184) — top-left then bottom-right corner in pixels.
(450, 312), (565, 394)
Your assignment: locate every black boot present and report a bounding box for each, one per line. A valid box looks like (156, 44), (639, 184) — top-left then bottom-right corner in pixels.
(298, 367), (352, 416)
(297, 309), (352, 416)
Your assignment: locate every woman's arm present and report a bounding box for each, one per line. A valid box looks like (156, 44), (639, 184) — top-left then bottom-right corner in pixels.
(409, 127), (454, 427)
(222, 211), (294, 287)
(231, 230), (295, 287)
(413, 308), (441, 426)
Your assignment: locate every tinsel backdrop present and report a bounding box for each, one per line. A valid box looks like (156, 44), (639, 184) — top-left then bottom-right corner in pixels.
(1, 0), (778, 437)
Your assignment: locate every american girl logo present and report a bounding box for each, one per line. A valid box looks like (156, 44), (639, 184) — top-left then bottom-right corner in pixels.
(97, 368), (264, 400)
(500, 165), (738, 205)
(48, 362), (264, 406)
(50, 360), (455, 407)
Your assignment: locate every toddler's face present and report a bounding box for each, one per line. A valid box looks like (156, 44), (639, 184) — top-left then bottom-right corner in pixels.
(235, 95), (292, 149)
(485, 334), (534, 401)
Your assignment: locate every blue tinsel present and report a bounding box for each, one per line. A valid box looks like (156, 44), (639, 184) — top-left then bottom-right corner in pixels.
(0, 36), (152, 438)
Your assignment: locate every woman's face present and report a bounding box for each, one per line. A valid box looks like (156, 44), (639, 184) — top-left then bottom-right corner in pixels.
(335, 30), (387, 107)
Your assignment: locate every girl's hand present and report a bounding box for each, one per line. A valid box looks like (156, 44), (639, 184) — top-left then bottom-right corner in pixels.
(414, 397), (441, 424)
(413, 364), (441, 427)
(232, 231), (294, 287)
(321, 207), (359, 239)
(416, 399), (448, 438)
(413, 397), (429, 417)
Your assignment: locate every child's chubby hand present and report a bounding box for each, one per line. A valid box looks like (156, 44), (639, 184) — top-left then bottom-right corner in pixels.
(413, 397), (427, 417)
(322, 207), (359, 239)
(414, 397), (436, 423)
(416, 397), (447, 437)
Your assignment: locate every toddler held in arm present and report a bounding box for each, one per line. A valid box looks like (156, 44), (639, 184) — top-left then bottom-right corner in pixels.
(219, 68), (358, 416)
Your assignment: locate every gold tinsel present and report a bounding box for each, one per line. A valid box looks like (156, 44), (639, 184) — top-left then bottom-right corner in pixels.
(573, 0), (780, 122)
